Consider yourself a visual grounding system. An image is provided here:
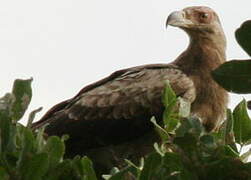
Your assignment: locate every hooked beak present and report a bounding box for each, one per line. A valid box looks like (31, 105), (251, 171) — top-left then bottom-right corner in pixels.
(166, 10), (192, 28)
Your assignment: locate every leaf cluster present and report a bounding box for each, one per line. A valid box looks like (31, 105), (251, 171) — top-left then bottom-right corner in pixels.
(0, 79), (97, 180)
(108, 83), (251, 180)
(1, 73), (251, 180)
(212, 20), (251, 94)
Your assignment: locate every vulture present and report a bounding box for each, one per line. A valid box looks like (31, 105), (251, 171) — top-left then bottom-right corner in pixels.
(33, 6), (228, 176)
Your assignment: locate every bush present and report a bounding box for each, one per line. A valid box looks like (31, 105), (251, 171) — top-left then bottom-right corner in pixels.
(1, 79), (251, 180)
(0, 79), (97, 180)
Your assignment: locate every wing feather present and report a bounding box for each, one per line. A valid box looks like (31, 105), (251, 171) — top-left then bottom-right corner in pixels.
(32, 64), (196, 147)
(47, 65), (194, 122)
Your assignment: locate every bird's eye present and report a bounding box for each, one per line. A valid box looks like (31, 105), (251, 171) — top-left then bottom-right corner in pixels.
(200, 13), (209, 19)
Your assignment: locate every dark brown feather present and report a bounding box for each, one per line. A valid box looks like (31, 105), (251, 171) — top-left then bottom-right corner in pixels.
(33, 64), (195, 147)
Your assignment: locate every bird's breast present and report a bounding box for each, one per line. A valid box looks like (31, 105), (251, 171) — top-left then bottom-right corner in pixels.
(189, 74), (228, 131)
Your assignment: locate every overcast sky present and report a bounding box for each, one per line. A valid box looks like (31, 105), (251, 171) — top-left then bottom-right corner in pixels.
(0, 0), (250, 124)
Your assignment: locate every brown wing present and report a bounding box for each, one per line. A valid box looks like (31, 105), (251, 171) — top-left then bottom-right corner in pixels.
(32, 64), (195, 154)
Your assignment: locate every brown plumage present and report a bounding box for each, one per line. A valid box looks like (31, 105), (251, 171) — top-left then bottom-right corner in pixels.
(32, 6), (228, 175)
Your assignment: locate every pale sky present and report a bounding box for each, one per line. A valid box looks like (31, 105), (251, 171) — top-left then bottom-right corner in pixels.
(0, 0), (250, 124)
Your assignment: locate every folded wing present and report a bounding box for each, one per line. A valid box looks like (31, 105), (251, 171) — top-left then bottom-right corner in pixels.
(32, 64), (195, 152)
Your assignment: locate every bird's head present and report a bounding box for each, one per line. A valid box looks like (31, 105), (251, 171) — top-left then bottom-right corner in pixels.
(166, 6), (224, 37)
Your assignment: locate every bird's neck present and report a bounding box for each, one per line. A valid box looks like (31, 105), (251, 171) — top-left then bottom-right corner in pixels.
(174, 32), (226, 75)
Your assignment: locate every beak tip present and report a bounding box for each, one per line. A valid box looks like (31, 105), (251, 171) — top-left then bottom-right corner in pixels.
(166, 10), (185, 28)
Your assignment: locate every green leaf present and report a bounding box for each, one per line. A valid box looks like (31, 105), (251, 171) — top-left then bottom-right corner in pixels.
(35, 126), (46, 152)
(0, 94), (15, 150)
(0, 108), (18, 156)
(0, 93), (15, 115)
(150, 117), (169, 142)
(11, 78), (33, 122)
(43, 136), (65, 169)
(125, 159), (142, 170)
(153, 143), (166, 157)
(162, 80), (177, 108)
(82, 156), (97, 180)
(212, 60), (251, 94)
(163, 112), (180, 133)
(223, 145), (240, 158)
(27, 107), (42, 128)
(0, 110), (12, 153)
(22, 153), (49, 180)
(235, 20), (251, 56)
(161, 81), (181, 133)
(233, 99), (251, 145)
(46, 159), (72, 180)
(70, 156), (85, 179)
(225, 109), (234, 137)
(224, 109), (234, 136)
(17, 127), (36, 171)
(217, 109), (234, 145)
(139, 153), (162, 180)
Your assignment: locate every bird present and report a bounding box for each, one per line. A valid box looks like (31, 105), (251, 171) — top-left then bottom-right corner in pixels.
(32, 6), (228, 176)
